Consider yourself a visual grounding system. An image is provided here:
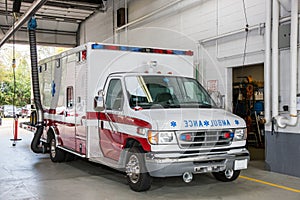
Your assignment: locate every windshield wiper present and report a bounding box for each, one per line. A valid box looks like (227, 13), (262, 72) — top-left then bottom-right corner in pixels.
(180, 101), (212, 108)
(198, 103), (212, 108)
(132, 102), (212, 109)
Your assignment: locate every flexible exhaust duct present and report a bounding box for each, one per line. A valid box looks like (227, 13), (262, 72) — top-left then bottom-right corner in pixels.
(28, 17), (45, 153)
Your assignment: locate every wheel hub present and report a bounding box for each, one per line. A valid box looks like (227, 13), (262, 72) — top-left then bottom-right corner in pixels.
(224, 169), (234, 179)
(126, 155), (140, 184)
(50, 139), (56, 158)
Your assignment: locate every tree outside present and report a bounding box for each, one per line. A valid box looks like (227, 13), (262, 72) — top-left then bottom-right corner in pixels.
(0, 44), (68, 107)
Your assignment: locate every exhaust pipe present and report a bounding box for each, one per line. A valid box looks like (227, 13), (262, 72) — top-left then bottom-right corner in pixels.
(182, 172), (193, 183)
(28, 17), (45, 154)
(31, 126), (45, 153)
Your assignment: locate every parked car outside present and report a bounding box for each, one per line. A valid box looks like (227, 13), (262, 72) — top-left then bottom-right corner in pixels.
(1, 105), (18, 118)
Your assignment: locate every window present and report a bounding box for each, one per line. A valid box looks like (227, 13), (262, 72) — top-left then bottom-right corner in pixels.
(66, 86), (74, 108)
(125, 75), (216, 109)
(106, 79), (124, 111)
(183, 81), (197, 100)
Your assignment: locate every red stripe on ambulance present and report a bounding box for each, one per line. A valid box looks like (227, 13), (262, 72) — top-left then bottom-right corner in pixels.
(86, 112), (152, 129)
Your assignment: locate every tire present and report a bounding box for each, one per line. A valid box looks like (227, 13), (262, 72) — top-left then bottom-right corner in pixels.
(213, 169), (241, 182)
(125, 147), (152, 192)
(65, 152), (76, 162)
(49, 134), (65, 162)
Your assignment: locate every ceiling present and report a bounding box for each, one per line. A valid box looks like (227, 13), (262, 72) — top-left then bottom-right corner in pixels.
(0, 0), (107, 47)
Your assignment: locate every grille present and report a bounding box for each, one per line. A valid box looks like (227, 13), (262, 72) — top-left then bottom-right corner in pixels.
(177, 130), (232, 149)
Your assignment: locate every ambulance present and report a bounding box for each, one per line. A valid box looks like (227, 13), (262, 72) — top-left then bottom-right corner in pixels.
(28, 42), (249, 191)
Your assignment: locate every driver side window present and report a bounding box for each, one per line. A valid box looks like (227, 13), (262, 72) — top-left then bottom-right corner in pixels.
(105, 79), (124, 111)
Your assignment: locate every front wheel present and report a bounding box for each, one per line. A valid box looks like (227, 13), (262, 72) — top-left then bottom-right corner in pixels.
(212, 169), (240, 182)
(49, 134), (65, 162)
(125, 147), (152, 192)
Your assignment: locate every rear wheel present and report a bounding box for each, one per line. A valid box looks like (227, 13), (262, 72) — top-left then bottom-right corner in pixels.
(49, 134), (65, 162)
(125, 147), (152, 192)
(213, 169), (240, 182)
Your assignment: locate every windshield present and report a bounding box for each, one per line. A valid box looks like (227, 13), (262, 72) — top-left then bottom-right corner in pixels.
(125, 75), (216, 109)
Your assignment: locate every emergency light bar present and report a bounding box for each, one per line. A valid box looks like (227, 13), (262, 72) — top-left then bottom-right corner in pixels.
(91, 43), (193, 56)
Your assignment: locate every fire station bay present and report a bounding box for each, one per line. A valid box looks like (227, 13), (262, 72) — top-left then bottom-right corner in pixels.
(1, 0), (300, 199)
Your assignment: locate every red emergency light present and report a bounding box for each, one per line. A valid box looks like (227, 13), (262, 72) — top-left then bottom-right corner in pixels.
(105, 45), (119, 50)
(82, 50), (87, 60)
(223, 131), (234, 139)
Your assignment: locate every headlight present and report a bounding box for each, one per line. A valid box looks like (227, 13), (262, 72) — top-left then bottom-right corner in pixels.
(148, 131), (177, 145)
(234, 128), (247, 141)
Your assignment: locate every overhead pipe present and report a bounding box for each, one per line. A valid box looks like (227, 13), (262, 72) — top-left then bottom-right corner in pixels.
(112, 0), (115, 43)
(272, 0), (279, 119)
(264, 0), (272, 124)
(124, 0), (128, 43)
(280, 14), (300, 24)
(200, 15), (300, 45)
(200, 24), (263, 44)
(0, 0), (48, 48)
(277, 0), (298, 127)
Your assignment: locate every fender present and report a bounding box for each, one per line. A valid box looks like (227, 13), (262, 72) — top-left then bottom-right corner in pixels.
(123, 137), (151, 152)
(47, 126), (63, 147)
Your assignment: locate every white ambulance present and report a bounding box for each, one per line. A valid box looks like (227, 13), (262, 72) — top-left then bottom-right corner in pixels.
(32, 43), (249, 191)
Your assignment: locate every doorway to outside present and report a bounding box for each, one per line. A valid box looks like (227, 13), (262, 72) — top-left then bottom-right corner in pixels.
(232, 64), (265, 161)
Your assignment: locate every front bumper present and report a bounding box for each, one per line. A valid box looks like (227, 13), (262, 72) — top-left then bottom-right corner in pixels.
(145, 148), (250, 177)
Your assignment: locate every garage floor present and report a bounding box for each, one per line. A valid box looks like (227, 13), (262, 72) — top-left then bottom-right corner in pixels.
(1, 119), (300, 200)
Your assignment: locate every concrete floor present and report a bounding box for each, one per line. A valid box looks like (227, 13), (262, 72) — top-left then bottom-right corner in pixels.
(1, 118), (300, 200)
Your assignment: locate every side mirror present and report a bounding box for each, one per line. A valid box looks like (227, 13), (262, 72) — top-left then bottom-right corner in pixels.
(94, 90), (105, 111)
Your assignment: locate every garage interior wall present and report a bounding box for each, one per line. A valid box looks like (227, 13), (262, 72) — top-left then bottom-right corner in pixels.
(79, 0), (300, 177)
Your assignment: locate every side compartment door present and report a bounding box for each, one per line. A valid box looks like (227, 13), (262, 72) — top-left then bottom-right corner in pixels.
(100, 78), (124, 161)
(74, 62), (87, 155)
(60, 59), (76, 150)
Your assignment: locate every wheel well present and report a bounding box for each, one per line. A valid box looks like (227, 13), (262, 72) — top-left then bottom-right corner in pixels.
(125, 139), (145, 152)
(46, 128), (55, 144)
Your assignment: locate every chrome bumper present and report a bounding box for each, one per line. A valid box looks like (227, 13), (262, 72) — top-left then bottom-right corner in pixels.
(145, 148), (250, 177)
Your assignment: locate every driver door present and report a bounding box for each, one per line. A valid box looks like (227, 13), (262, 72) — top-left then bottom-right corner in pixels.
(100, 78), (124, 161)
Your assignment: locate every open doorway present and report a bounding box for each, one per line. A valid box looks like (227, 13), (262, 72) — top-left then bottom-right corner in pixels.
(232, 64), (265, 160)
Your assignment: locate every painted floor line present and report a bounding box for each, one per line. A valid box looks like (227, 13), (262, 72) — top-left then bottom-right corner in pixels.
(240, 175), (300, 193)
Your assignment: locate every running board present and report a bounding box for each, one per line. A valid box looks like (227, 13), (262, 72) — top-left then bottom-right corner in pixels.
(58, 146), (86, 158)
